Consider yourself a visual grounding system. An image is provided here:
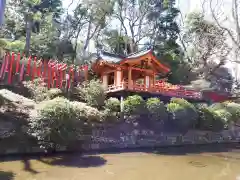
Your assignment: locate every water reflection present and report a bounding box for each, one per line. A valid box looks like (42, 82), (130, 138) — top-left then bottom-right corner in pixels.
(0, 145), (239, 180)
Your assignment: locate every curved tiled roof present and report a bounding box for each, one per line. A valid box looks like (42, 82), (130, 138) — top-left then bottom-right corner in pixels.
(98, 48), (152, 63)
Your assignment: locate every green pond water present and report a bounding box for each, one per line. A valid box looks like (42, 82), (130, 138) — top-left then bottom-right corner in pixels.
(0, 145), (240, 180)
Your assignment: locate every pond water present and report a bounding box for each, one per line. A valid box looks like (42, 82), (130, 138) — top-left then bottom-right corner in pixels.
(0, 145), (240, 180)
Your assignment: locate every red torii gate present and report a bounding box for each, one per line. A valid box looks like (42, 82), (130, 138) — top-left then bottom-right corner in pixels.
(0, 52), (88, 89)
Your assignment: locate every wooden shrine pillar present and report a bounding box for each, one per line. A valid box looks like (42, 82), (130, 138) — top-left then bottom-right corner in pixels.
(153, 73), (156, 86)
(128, 67), (133, 88)
(145, 75), (150, 89)
(102, 73), (108, 89)
(115, 67), (122, 86)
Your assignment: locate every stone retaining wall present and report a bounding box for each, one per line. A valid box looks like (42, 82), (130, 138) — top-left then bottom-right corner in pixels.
(82, 126), (240, 150)
(1, 123), (240, 155)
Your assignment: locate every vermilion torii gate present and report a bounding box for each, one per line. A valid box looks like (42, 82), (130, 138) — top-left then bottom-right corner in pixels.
(0, 52), (88, 89)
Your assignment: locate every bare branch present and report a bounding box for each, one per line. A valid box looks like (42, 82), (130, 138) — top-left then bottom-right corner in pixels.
(210, 0), (240, 50)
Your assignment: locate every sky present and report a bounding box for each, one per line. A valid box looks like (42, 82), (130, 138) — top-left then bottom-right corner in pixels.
(61, 0), (238, 76)
(61, 0), (205, 53)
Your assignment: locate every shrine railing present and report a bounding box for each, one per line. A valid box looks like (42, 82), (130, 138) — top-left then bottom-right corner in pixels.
(106, 82), (202, 99)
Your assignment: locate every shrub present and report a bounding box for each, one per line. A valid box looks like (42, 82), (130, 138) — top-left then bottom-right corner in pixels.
(215, 109), (232, 126)
(28, 97), (91, 151)
(100, 108), (120, 123)
(76, 79), (105, 109)
(171, 98), (196, 110)
(104, 98), (120, 112)
(209, 103), (226, 111)
(194, 103), (208, 110)
(70, 101), (102, 123)
(166, 102), (184, 113)
(123, 95), (146, 117)
(146, 98), (168, 121)
(171, 98), (198, 120)
(167, 100), (198, 130)
(102, 98), (121, 123)
(23, 79), (65, 102)
(23, 78), (48, 102)
(46, 88), (64, 100)
(197, 107), (229, 131)
(224, 102), (240, 123)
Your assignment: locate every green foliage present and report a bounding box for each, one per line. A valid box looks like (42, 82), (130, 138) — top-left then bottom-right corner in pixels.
(70, 101), (102, 123)
(101, 98), (121, 123)
(167, 98), (198, 130)
(146, 98), (168, 121)
(23, 79), (48, 102)
(194, 103), (208, 110)
(207, 102), (240, 123)
(209, 103), (226, 111)
(215, 109), (232, 125)
(100, 108), (120, 123)
(0, 39), (7, 46)
(76, 79), (105, 109)
(29, 97), (82, 150)
(197, 107), (229, 131)
(123, 95), (146, 117)
(223, 102), (240, 123)
(5, 40), (25, 53)
(166, 102), (184, 113)
(29, 97), (101, 151)
(170, 98), (196, 110)
(23, 79), (64, 102)
(46, 88), (64, 100)
(104, 98), (120, 112)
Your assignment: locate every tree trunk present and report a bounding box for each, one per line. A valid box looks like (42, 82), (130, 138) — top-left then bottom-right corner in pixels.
(25, 14), (32, 56)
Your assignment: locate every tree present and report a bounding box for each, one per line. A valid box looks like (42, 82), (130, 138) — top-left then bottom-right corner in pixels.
(148, 0), (180, 52)
(100, 29), (131, 55)
(147, 0), (194, 84)
(3, 0), (63, 56)
(183, 12), (232, 92)
(209, 0), (240, 63)
(60, 0), (114, 62)
(113, 0), (154, 53)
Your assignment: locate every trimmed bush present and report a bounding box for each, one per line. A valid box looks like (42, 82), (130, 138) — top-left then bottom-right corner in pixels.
(104, 98), (120, 112)
(146, 98), (168, 121)
(23, 79), (65, 102)
(197, 107), (230, 131)
(100, 108), (120, 123)
(224, 102), (240, 123)
(46, 88), (64, 100)
(166, 102), (184, 113)
(76, 79), (105, 109)
(167, 98), (198, 130)
(194, 103), (208, 110)
(70, 101), (102, 123)
(123, 95), (146, 117)
(171, 98), (196, 110)
(28, 97), (96, 151)
(23, 78), (48, 102)
(209, 103), (226, 111)
(215, 109), (232, 126)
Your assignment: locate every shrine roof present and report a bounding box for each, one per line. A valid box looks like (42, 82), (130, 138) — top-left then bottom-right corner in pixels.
(98, 51), (125, 63)
(125, 49), (152, 59)
(98, 48), (153, 63)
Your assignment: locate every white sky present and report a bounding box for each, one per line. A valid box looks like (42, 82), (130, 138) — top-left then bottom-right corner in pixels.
(61, 0), (238, 77)
(61, 0), (204, 53)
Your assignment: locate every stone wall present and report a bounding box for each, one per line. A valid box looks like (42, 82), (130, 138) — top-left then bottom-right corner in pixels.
(82, 123), (240, 150)
(1, 122), (240, 155)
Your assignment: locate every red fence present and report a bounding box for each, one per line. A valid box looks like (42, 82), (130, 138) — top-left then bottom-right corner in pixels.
(0, 52), (88, 89)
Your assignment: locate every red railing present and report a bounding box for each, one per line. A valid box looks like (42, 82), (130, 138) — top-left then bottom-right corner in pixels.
(106, 82), (202, 99)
